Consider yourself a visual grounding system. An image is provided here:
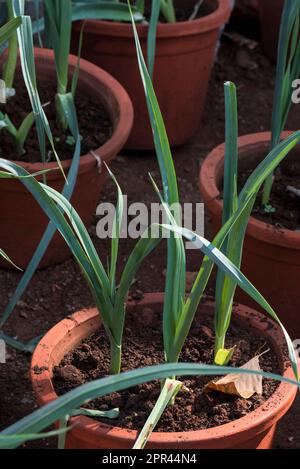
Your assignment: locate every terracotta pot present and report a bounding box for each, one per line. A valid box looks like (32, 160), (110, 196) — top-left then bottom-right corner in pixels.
(0, 48), (133, 270)
(258, 0), (283, 63)
(199, 131), (300, 338)
(71, 0), (231, 150)
(31, 292), (297, 449)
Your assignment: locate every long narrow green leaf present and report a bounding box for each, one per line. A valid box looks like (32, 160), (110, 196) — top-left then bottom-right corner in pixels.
(15, 111), (35, 155)
(43, 0), (72, 94)
(72, 2), (144, 22)
(0, 248), (21, 270)
(0, 17), (22, 48)
(214, 81), (239, 361)
(129, 1), (186, 362)
(0, 427), (71, 447)
(0, 94), (82, 332)
(15, 11), (64, 177)
(147, 0), (160, 78)
(161, 224), (299, 381)
(71, 22), (84, 98)
(3, 1), (19, 88)
(134, 379), (182, 449)
(106, 166), (124, 300)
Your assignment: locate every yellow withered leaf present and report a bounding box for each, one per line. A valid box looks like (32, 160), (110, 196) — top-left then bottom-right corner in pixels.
(204, 356), (263, 399)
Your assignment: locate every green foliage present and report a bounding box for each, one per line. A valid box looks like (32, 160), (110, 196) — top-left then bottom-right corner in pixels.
(262, 0), (300, 205)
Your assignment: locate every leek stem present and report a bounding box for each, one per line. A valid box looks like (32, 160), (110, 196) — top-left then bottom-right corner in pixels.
(161, 0), (176, 23)
(110, 341), (122, 375)
(3, 0), (18, 89)
(262, 172), (274, 206)
(214, 334), (225, 363)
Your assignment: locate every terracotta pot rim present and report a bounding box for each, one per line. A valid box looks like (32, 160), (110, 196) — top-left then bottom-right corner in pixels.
(74, 0), (231, 38)
(199, 130), (300, 250)
(31, 292), (297, 447)
(7, 48), (133, 180)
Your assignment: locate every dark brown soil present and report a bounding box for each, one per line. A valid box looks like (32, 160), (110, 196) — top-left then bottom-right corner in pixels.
(0, 77), (112, 163)
(238, 154), (300, 231)
(53, 304), (280, 433)
(1, 7), (300, 448)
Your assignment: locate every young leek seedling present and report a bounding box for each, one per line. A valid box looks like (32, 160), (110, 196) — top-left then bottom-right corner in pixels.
(0, 2), (36, 157)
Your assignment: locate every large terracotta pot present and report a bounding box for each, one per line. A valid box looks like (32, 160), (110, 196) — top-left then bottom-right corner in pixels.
(258, 0), (283, 63)
(31, 292), (297, 449)
(0, 48), (133, 270)
(199, 131), (300, 338)
(71, 0), (231, 150)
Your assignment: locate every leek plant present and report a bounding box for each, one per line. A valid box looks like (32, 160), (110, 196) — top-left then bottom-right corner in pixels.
(262, 0), (300, 207)
(0, 1), (36, 157)
(128, 2), (299, 372)
(0, 0), (62, 172)
(0, 1), (91, 342)
(127, 2), (300, 442)
(0, 362), (299, 449)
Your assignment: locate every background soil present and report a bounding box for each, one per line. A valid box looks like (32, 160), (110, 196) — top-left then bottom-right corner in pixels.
(1, 4), (300, 449)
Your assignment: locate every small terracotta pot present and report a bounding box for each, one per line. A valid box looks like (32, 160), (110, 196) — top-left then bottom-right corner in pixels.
(31, 292), (297, 449)
(258, 0), (283, 63)
(199, 131), (300, 337)
(0, 48), (133, 270)
(71, 0), (231, 150)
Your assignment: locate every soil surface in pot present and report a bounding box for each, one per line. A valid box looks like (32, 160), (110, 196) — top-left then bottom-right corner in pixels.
(53, 303), (281, 432)
(233, 150), (300, 231)
(1, 10), (300, 448)
(0, 77), (113, 163)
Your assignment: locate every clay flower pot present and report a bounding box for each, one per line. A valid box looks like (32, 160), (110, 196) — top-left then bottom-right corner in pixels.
(0, 48), (133, 270)
(199, 131), (300, 337)
(258, 0), (283, 63)
(31, 292), (297, 449)
(71, 0), (231, 150)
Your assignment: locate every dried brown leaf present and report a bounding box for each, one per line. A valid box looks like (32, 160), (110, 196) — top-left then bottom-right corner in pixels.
(204, 356), (263, 399)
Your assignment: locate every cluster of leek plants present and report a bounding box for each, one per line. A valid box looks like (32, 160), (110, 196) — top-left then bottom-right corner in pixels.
(0, 0), (172, 334)
(0, 361), (299, 449)
(1, 0), (300, 447)
(0, 3), (85, 350)
(0, 0), (143, 154)
(0, 3), (299, 446)
(0, 0), (132, 341)
(0, 0), (63, 167)
(262, 0), (300, 208)
(39, 0), (143, 128)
